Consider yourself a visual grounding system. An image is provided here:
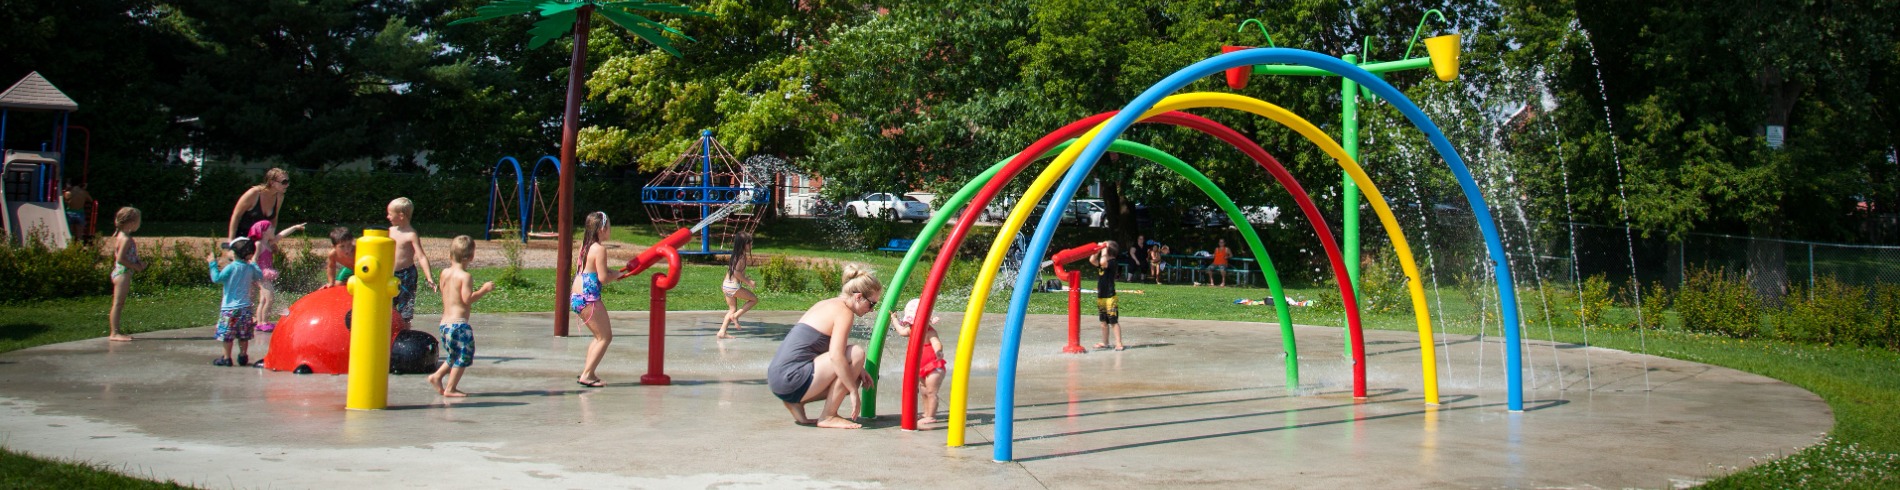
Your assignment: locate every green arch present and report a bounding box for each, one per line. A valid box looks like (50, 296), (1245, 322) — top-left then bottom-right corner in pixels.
(862, 138), (1298, 416)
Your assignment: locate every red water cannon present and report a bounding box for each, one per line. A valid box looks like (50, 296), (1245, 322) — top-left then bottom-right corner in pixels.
(1049, 242), (1104, 354)
(619, 227), (689, 385)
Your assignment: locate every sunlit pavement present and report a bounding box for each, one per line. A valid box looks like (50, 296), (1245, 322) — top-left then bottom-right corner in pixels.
(0, 310), (1829, 488)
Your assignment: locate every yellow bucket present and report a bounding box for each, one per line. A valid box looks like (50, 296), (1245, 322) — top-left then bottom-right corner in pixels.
(1424, 34), (1461, 82)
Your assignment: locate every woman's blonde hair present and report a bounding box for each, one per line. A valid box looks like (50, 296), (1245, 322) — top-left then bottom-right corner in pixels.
(839, 263), (882, 299)
(254, 168), (289, 191)
(113, 206), (141, 228)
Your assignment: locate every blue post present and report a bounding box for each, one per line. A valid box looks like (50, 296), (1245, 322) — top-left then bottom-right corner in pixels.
(699, 129), (713, 254)
(991, 48), (1523, 462)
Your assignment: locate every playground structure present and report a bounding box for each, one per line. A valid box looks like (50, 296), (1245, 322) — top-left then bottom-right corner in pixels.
(860, 38), (1509, 462)
(641, 130), (770, 255)
(1, 72), (78, 248)
(484, 155), (563, 242)
(1046, 242), (1103, 354)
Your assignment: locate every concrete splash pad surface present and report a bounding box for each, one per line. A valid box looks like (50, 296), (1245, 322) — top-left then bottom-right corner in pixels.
(0, 311), (1828, 488)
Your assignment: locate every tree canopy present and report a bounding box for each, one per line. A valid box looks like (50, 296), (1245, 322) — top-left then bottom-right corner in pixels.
(6, 0), (1896, 245)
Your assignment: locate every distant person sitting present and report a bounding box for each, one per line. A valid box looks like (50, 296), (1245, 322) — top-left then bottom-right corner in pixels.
(63, 183), (92, 239)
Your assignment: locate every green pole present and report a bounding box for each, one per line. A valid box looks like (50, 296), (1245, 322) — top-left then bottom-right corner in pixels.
(1340, 54), (1362, 360)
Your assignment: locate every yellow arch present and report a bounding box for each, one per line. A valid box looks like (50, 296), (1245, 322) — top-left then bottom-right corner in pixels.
(946, 92), (1440, 447)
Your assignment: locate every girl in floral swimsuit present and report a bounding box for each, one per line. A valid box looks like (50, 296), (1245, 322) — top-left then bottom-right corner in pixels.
(570, 212), (618, 387)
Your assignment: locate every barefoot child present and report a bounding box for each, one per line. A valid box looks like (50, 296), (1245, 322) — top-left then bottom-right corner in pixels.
(429, 236), (494, 397)
(247, 220), (305, 332)
(107, 207), (146, 342)
(571, 212), (620, 387)
(892, 298), (947, 424)
(208, 238), (264, 366)
(324, 226), (356, 287)
(1089, 241), (1125, 351)
(387, 198), (436, 327)
(716, 233), (758, 339)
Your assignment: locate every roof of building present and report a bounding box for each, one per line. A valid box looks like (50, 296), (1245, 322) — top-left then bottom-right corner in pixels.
(0, 72), (79, 112)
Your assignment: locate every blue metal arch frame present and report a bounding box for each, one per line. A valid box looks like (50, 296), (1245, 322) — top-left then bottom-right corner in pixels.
(991, 47), (1524, 462)
(485, 156), (527, 243)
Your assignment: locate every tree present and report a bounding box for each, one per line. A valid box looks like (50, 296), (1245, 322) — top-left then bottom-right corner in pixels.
(576, 1), (869, 171)
(448, 0), (707, 336)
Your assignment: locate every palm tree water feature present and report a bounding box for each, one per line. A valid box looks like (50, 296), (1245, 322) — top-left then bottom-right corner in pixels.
(450, 0), (711, 337)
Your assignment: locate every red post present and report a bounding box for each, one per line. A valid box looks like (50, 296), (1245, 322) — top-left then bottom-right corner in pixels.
(1049, 242), (1102, 355)
(624, 229), (688, 385)
(1063, 268), (1085, 353)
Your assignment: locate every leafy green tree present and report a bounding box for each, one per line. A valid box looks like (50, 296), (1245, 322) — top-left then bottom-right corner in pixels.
(576, 0), (868, 170)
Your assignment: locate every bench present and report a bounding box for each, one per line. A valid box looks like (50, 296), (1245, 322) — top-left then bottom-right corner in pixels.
(877, 238), (916, 253)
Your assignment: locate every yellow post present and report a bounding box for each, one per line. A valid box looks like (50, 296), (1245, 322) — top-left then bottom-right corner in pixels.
(345, 229), (398, 410)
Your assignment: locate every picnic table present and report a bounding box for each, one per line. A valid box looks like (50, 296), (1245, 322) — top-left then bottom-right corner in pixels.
(1160, 254), (1257, 285)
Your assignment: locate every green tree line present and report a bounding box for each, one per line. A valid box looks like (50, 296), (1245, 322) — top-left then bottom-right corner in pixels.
(4, 0), (1895, 249)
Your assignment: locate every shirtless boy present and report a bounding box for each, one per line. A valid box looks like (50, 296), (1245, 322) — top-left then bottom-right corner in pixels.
(429, 236), (494, 397)
(387, 197), (437, 325)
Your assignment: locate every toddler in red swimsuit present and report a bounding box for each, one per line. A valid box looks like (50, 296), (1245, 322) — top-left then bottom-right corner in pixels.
(893, 298), (947, 424)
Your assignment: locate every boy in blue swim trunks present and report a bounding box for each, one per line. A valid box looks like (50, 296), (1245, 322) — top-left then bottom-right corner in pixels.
(429, 236), (494, 397)
(208, 238), (264, 366)
(386, 197), (436, 327)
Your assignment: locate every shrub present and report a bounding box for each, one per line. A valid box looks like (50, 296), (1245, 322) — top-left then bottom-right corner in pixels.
(1776, 277), (1873, 346)
(810, 260), (843, 293)
(1577, 274), (1614, 330)
(1874, 284), (1900, 351)
(758, 255), (808, 293)
(144, 240), (217, 289)
(1356, 250), (1411, 315)
(1624, 279), (1672, 330)
(273, 237), (329, 294)
(1676, 267), (1762, 338)
(0, 232), (109, 302)
(495, 238), (531, 289)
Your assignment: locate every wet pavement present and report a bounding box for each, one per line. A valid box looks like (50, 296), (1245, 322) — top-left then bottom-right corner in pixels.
(0, 310), (1829, 488)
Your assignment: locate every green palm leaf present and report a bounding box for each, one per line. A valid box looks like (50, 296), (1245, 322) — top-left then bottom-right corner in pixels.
(448, 0), (543, 26)
(526, 10), (580, 49)
(599, 6), (694, 41)
(453, 0), (710, 57)
(605, 1), (713, 18)
(597, 8), (683, 56)
(536, 0), (590, 17)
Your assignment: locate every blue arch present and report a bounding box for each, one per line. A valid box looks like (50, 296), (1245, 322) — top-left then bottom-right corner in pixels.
(485, 156), (527, 243)
(992, 47), (1524, 462)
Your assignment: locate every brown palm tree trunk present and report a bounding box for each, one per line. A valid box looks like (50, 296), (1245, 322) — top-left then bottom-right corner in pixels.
(554, 7), (594, 337)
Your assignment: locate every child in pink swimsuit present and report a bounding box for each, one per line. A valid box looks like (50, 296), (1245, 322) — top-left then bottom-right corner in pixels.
(893, 298), (947, 424)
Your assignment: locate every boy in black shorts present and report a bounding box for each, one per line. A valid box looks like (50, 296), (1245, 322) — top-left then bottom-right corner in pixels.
(1088, 241), (1124, 351)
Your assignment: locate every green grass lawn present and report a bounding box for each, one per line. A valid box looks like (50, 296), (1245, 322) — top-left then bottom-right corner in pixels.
(4, 239), (1898, 487)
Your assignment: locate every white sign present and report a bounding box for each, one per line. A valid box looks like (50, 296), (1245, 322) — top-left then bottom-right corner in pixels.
(1766, 125), (1786, 149)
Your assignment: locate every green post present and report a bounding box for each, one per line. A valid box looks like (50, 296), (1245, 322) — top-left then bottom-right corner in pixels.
(1340, 54), (1362, 359)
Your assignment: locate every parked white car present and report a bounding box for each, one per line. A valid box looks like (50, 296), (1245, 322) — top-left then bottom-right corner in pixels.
(845, 193), (933, 222)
